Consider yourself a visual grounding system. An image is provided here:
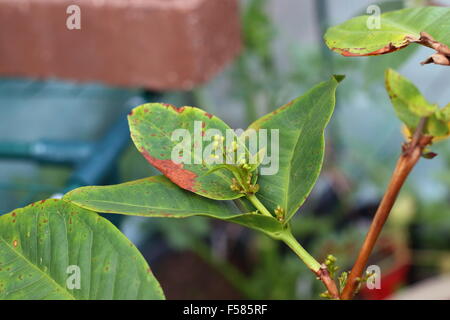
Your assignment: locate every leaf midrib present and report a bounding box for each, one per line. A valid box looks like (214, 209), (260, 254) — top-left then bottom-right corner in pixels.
(70, 198), (239, 215)
(285, 92), (329, 217)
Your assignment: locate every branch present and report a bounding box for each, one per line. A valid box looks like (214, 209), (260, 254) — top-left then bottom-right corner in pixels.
(316, 265), (340, 299)
(341, 118), (432, 300)
(406, 32), (450, 66)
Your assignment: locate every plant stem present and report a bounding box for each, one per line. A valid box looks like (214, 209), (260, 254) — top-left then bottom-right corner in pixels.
(341, 118), (431, 300)
(279, 231), (321, 272)
(246, 194), (273, 217)
(246, 193), (340, 298)
(279, 230), (340, 299)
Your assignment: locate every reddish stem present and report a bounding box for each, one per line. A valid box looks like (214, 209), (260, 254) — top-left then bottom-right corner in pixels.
(316, 265), (340, 299)
(341, 119), (431, 300)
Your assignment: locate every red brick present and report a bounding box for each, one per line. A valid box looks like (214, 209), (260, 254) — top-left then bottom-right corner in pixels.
(0, 0), (242, 90)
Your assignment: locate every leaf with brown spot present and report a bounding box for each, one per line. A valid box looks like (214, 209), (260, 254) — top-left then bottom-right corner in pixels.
(128, 103), (243, 200)
(0, 200), (164, 300)
(325, 7), (450, 66)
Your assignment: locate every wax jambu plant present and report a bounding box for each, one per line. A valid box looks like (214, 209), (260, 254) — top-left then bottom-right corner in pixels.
(1, 6), (449, 300)
(0, 75), (343, 299)
(64, 75), (344, 299)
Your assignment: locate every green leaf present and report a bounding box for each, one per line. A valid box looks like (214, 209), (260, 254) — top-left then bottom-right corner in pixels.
(325, 7), (450, 57)
(427, 114), (449, 137)
(436, 103), (450, 122)
(385, 68), (437, 131)
(245, 76), (342, 221)
(128, 103), (242, 200)
(0, 200), (164, 300)
(385, 69), (450, 139)
(64, 176), (284, 237)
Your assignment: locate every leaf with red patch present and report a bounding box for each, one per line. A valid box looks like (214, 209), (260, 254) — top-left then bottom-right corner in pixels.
(324, 7), (450, 65)
(128, 103), (243, 200)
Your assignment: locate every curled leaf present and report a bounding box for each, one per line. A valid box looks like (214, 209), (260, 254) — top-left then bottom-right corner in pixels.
(325, 7), (450, 66)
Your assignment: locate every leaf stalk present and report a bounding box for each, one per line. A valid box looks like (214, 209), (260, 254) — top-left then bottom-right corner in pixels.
(246, 194), (273, 217)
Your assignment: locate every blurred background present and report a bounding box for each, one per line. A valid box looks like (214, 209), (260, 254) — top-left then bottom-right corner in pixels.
(1, 0), (450, 299)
